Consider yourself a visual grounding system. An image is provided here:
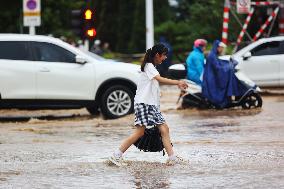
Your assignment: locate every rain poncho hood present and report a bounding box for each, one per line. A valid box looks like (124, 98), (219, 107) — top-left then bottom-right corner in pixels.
(201, 40), (247, 108)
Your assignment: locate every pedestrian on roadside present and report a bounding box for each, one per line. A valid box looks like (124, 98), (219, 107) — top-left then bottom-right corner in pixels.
(185, 39), (207, 86)
(109, 43), (188, 166)
(102, 42), (111, 54)
(156, 36), (173, 77)
(90, 39), (103, 56)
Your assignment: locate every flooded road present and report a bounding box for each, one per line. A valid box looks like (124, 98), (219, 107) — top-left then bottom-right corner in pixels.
(0, 86), (283, 188)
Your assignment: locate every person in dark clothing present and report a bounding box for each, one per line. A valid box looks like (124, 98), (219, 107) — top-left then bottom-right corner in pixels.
(90, 40), (103, 56)
(156, 36), (173, 77)
(202, 40), (248, 108)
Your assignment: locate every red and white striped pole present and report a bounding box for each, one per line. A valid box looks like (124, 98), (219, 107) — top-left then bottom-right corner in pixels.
(222, 0), (230, 44)
(251, 1), (280, 6)
(253, 6), (280, 41)
(279, 2), (284, 35)
(237, 8), (255, 45)
(230, 1), (280, 6)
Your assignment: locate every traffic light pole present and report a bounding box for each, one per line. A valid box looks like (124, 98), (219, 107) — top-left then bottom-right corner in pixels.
(146, 0), (154, 50)
(84, 40), (89, 51)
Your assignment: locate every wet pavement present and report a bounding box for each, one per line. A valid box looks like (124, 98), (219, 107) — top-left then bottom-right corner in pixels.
(0, 86), (283, 188)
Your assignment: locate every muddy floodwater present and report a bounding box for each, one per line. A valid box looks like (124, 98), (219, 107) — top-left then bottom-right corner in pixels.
(0, 86), (283, 188)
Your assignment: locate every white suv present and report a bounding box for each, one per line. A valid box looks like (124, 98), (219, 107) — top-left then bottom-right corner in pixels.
(220, 36), (284, 87)
(0, 34), (140, 119)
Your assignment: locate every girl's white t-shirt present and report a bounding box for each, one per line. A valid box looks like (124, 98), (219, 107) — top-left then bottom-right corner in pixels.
(134, 63), (160, 106)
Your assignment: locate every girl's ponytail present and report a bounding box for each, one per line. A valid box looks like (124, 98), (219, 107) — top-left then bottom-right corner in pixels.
(141, 48), (152, 72)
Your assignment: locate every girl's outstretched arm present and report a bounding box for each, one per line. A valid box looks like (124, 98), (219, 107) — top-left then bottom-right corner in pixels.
(154, 75), (188, 90)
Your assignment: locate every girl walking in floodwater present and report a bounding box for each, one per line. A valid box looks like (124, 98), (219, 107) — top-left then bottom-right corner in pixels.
(109, 43), (188, 166)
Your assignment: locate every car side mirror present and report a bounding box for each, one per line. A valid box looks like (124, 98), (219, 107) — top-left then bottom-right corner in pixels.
(76, 55), (87, 64)
(243, 52), (252, 61)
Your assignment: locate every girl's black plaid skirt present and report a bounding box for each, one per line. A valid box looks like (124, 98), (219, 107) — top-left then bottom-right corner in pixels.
(134, 103), (165, 128)
(134, 103), (167, 155)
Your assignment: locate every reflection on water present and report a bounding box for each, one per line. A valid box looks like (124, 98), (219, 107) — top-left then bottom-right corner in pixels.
(0, 114), (94, 122)
(106, 160), (173, 189)
(0, 92), (283, 188)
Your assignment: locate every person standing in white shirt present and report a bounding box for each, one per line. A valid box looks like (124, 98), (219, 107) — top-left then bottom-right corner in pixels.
(109, 44), (188, 166)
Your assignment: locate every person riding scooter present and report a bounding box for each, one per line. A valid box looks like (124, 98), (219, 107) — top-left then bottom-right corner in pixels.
(186, 39), (207, 86)
(202, 40), (248, 108)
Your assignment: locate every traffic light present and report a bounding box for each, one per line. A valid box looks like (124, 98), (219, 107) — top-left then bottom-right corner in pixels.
(70, 9), (83, 37)
(70, 7), (96, 39)
(83, 8), (96, 39)
(84, 9), (92, 20)
(86, 28), (96, 37)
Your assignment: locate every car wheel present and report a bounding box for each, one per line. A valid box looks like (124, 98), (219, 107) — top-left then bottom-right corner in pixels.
(100, 85), (134, 119)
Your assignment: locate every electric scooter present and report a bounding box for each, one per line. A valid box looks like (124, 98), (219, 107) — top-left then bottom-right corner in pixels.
(168, 63), (262, 109)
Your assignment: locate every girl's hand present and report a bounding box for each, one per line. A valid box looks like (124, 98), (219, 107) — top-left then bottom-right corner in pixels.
(178, 80), (188, 90)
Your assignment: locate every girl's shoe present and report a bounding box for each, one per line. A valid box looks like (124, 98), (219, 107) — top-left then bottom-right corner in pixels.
(108, 155), (126, 167)
(166, 156), (188, 165)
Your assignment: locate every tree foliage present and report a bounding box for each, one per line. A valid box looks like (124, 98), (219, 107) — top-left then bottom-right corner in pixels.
(93, 0), (172, 53)
(0, 0), (84, 39)
(156, 0), (225, 54)
(0, 1), (22, 33)
(0, 0), (279, 55)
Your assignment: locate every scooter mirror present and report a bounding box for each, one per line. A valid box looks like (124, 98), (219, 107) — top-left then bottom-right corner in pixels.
(243, 52), (252, 61)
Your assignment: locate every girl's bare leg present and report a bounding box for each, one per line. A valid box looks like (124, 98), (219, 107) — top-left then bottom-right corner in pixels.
(119, 126), (145, 153)
(158, 123), (174, 156)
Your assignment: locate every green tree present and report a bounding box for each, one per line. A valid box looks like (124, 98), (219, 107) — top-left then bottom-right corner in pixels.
(116, 0), (136, 53)
(154, 0), (172, 24)
(39, 0), (84, 39)
(0, 1), (22, 33)
(129, 0), (172, 53)
(0, 0), (84, 39)
(128, 0), (146, 53)
(92, 0), (172, 53)
(2, 0), (273, 55)
(156, 0), (229, 60)
(95, 0), (120, 51)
